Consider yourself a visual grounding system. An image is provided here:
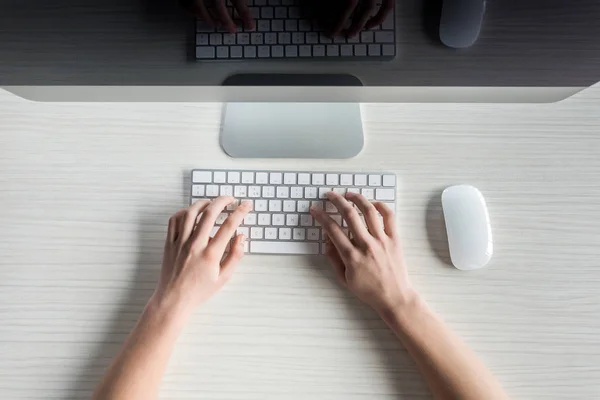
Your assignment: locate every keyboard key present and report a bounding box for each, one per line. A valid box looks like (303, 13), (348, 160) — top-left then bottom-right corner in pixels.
(228, 171), (241, 183)
(354, 44), (367, 56)
(278, 32), (291, 44)
(290, 187), (304, 198)
(333, 187), (347, 195)
(256, 172), (269, 184)
(258, 213), (271, 225)
(288, 6), (301, 18)
(286, 20), (298, 31)
(313, 45), (325, 57)
(312, 173), (325, 185)
(300, 214), (313, 226)
(368, 174), (382, 186)
(275, 7), (287, 18)
(212, 171), (225, 183)
(285, 45), (298, 57)
(283, 200), (296, 212)
(261, 7), (274, 18)
(227, 199), (240, 211)
(348, 187), (360, 194)
(230, 46), (243, 58)
(293, 228), (306, 240)
(249, 186), (262, 197)
(375, 188), (395, 200)
(297, 201), (310, 213)
(382, 44), (395, 56)
(360, 31), (374, 43)
(354, 174), (367, 186)
(270, 45), (283, 57)
(299, 45), (312, 57)
(197, 33), (209, 45)
(368, 44), (381, 56)
(265, 32), (278, 44)
(192, 184), (205, 197)
(325, 201), (338, 213)
(299, 19), (312, 31)
(340, 44), (353, 56)
(220, 185), (234, 196)
(265, 227), (278, 239)
(251, 227), (264, 239)
(305, 187), (317, 199)
(191, 197), (207, 204)
(319, 34), (332, 44)
(244, 46), (257, 58)
(242, 171), (254, 183)
(237, 227), (250, 238)
(327, 45), (339, 56)
(375, 31), (395, 43)
(250, 241), (319, 254)
(318, 187), (332, 199)
(383, 175), (395, 187)
(292, 32), (304, 43)
(244, 213), (258, 225)
(255, 199), (268, 211)
(258, 45), (270, 57)
(272, 19), (284, 31)
(270, 172), (283, 184)
(237, 33), (250, 44)
(306, 32), (319, 44)
(311, 200), (324, 210)
(273, 214), (285, 226)
(307, 229), (320, 241)
(279, 228), (292, 239)
(362, 188), (375, 200)
(382, 14), (394, 30)
(286, 214), (299, 226)
(196, 46), (216, 59)
(269, 199), (282, 211)
(331, 215), (343, 226)
(326, 174), (339, 186)
(276, 186), (289, 198)
(216, 213), (228, 225)
(284, 173), (297, 184)
(257, 20), (270, 31)
(251, 33), (264, 44)
(263, 186), (275, 198)
(206, 185), (219, 197)
(298, 173), (311, 184)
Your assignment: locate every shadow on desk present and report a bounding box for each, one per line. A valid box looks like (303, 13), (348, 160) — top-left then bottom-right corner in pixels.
(68, 216), (164, 400)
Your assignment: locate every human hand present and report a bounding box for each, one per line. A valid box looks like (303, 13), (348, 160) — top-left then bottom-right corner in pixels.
(310, 191), (413, 314)
(180, 0), (255, 32)
(152, 197), (251, 317)
(315, 0), (394, 37)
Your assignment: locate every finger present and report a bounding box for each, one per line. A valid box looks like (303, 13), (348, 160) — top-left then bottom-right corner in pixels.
(345, 192), (385, 239)
(347, 0), (375, 37)
(325, 240), (347, 286)
(365, 0), (393, 29)
(210, 200), (252, 253)
(192, 0), (215, 27)
(330, 0), (359, 36)
(193, 196), (235, 246)
(310, 206), (355, 258)
(373, 202), (397, 238)
(220, 233), (246, 282)
(326, 191), (371, 245)
(232, 0), (255, 30)
(167, 209), (187, 243)
(215, 0), (237, 32)
(178, 200), (212, 246)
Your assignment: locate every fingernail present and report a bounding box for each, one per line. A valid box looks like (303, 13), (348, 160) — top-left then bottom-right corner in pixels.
(326, 191), (334, 198)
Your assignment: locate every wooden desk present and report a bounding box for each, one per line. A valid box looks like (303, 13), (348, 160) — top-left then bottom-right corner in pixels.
(1, 87), (599, 399)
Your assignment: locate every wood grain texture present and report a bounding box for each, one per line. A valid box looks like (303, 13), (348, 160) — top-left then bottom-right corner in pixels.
(1, 86), (600, 400)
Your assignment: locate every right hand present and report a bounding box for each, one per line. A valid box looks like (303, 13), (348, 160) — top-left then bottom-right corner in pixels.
(310, 191), (414, 314)
(180, 0), (255, 32)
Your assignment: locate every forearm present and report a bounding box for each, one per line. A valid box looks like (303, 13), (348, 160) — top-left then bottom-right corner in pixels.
(92, 295), (190, 400)
(381, 292), (509, 400)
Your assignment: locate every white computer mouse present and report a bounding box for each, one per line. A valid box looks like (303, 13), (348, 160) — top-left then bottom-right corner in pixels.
(441, 185), (493, 270)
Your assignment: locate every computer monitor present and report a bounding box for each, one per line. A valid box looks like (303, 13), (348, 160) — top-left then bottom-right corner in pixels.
(1, 0), (599, 157)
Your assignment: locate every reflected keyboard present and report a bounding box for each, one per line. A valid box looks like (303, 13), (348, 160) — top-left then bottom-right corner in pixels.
(190, 169), (397, 255)
(195, 0), (396, 60)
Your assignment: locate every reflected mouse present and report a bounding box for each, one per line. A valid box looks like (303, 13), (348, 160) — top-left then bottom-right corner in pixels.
(439, 0), (486, 48)
(441, 185), (493, 270)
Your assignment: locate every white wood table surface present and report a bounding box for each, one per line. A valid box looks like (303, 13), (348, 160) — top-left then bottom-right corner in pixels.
(1, 86), (600, 400)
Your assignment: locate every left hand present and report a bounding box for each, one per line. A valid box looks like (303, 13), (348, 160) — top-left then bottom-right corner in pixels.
(152, 196), (252, 316)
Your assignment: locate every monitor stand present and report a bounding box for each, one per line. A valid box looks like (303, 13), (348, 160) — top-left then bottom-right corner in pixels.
(220, 74), (364, 159)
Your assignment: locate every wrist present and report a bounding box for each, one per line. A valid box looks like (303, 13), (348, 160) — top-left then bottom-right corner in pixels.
(377, 288), (424, 326)
(145, 290), (195, 330)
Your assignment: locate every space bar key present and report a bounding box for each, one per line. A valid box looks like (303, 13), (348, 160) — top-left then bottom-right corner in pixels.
(250, 241), (320, 254)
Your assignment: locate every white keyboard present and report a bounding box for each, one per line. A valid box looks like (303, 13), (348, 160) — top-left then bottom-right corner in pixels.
(190, 169), (397, 255)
